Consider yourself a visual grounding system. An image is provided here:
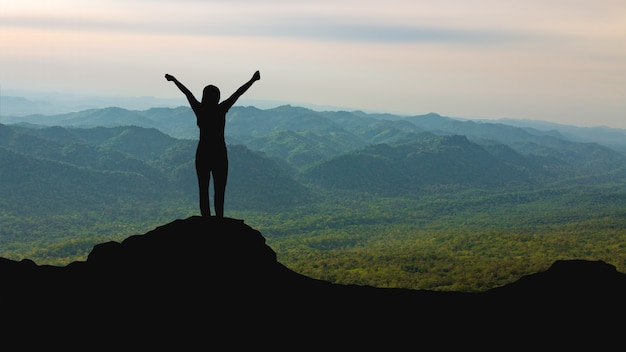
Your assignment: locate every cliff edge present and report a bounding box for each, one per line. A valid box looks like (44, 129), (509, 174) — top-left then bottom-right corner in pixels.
(1, 216), (624, 348)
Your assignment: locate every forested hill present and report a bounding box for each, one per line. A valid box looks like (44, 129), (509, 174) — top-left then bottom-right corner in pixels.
(1, 216), (624, 347)
(0, 123), (313, 215)
(3, 120), (625, 223)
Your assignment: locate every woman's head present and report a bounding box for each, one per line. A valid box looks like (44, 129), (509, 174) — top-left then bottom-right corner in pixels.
(202, 85), (220, 104)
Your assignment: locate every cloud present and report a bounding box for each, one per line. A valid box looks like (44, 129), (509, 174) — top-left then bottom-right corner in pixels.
(256, 21), (531, 44)
(1, 12), (532, 46)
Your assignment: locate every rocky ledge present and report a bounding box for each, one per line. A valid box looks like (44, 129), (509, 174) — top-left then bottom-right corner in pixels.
(2, 216), (624, 348)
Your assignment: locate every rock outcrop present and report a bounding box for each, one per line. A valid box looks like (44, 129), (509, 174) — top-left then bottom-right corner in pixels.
(1, 216), (624, 348)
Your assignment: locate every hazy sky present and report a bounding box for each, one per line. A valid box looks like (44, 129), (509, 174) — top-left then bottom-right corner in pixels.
(2, 0), (625, 128)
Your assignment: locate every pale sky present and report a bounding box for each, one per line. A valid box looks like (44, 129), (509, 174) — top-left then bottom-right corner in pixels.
(2, 0), (625, 128)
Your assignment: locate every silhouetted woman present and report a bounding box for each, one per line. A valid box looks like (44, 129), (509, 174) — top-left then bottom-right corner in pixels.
(165, 70), (260, 218)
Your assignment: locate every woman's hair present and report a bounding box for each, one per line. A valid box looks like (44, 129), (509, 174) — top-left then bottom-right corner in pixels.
(202, 85), (220, 104)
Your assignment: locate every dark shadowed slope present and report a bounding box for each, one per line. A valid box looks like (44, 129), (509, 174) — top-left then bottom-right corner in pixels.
(1, 216), (624, 348)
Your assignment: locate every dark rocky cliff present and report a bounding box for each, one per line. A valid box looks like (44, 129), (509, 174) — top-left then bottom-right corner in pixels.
(2, 216), (624, 348)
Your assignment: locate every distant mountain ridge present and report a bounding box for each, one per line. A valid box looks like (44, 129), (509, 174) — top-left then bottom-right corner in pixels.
(3, 105), (626, 212)
(5, 105), (626, 152)
(4, 116), (625, 210)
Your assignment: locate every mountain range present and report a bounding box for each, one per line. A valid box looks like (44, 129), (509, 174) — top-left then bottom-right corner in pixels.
(5, 103), (626, 149)
(5, 105), (626, 191)
(2, 104), (626, 292)
(3, 105), (626, 210)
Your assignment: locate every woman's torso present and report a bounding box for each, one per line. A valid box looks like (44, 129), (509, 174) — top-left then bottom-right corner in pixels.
(194, 104), (227, 149)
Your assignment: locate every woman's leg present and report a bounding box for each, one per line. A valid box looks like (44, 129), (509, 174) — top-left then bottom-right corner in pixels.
(196, 154), (211, 217)
(213, 157), (228, 219)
